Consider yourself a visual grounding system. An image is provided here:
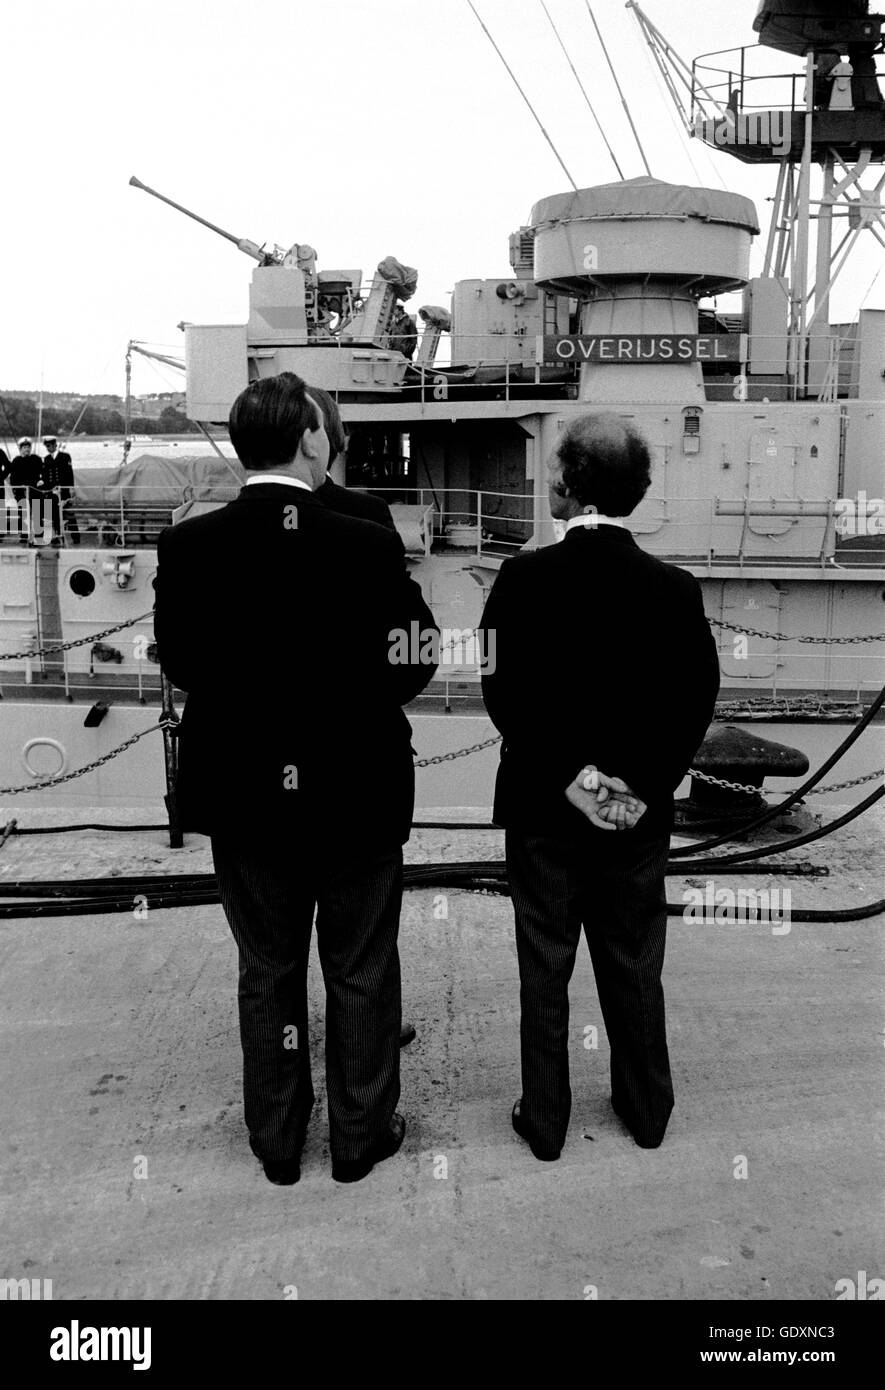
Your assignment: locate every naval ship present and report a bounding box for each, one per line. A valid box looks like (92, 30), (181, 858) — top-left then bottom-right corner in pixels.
(0, 0), (883, 824)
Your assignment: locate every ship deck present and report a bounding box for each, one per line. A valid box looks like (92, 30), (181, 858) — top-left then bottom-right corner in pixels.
(1, 804), (882, 1301)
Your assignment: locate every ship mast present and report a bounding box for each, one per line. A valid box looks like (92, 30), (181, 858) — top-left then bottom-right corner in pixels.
(627, 0), (885, 400)
(123, 340), (186, 465)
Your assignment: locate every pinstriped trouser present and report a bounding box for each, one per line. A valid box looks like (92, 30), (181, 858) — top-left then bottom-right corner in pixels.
(210, 836), (403, 1165)
(505, 829), (674, 1153)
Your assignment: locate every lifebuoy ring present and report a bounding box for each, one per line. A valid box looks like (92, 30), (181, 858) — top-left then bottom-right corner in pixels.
(22, 737), (68, 780)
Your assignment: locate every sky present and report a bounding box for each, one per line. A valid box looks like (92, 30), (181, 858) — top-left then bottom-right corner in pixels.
(2, 0), (883, 397)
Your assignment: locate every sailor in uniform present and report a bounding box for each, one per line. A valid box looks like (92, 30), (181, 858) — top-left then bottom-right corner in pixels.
(9, 437), (41, 544)
(38, 435), (80, 545)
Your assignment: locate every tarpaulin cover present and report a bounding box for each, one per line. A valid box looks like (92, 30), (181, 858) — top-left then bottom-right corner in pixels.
(531, 176), (760, 234)
(74, 453), (245, 509)
(418, 304), (453, 329)
(376, 256), (419, 301)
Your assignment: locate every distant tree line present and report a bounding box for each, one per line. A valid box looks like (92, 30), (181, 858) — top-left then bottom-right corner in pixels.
(0, 393), (200, 440)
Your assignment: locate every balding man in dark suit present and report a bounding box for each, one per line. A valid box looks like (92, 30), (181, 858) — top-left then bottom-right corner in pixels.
(481, 413), (720, 1159)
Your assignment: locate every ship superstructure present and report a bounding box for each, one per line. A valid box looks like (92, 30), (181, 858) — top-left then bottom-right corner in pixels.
(0, 0), (883, 808)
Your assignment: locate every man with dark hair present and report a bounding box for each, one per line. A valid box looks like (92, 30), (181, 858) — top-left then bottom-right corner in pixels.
(480, 412), (719, 1159)
(154, 372), (438, 1186)
(308, 385), (397, 532)
(9, 438), (41, 545)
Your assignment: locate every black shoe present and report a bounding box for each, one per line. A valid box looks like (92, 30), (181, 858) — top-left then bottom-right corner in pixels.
(611, 1096), (666, 1150)
(249, 1102), (313, 1185)
(399, 1023), (416, 1048)
(249, 1135), (302, 1186)
(511, 1100), (561, 1162)
(331, 1113), (406, 1184)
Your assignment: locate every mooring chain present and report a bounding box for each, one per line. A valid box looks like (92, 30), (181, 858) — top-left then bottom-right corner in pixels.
(3, 615), (882, 665)
(0, 604), (880, 794)
(803, 769), (883, 794)
(686, 769), (761, 794)
(0, 610), (155, 661)
(413, 746), (882, 797)
(711, 619), (885, 645)
(437, 620), (885, 651)
(0, 720), (176, 795)
(0, 723), (879, 799)
(414, 736), (503, 767)
(683, 766), (881, 796)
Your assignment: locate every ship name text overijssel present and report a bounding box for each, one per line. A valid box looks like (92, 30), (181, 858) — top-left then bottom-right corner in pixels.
(540, 333), (747, 364)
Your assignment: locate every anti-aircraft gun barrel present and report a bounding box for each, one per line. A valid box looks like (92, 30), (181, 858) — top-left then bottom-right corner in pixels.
(128, 175), (274, 264)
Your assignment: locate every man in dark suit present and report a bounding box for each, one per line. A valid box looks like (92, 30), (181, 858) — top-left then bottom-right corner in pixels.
(480, 413), (720, 1159)
(309, 385), (396, 530)
(308, 386), (419, 1049)
(153, 372), (438, 1185)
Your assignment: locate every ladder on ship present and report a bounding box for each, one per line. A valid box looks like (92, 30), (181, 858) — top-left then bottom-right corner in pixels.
(34, 548), (64, 682)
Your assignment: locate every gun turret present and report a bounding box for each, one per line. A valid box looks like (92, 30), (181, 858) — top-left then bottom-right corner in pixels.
(129, 175), (281, 265)
(132, 175), (413, 408)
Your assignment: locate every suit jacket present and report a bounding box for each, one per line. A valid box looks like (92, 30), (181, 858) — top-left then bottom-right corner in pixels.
(480, 523), (720, 839)
(316, 476), (396, 531)
(153, 481), (439, 852)
(37, 451), (75, 494)
(9, 454), (41, 491)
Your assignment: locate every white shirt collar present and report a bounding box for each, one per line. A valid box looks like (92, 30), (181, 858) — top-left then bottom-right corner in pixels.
(245, 474), (312, 492)
(564, 512), (625, 533)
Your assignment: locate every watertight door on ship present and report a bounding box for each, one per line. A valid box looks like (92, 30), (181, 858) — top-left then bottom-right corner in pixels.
(715, 580), (782, 685)
(747, 425), (800, 501)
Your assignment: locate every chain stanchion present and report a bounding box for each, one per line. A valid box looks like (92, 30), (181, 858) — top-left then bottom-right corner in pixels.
(159, 674), (182, 848)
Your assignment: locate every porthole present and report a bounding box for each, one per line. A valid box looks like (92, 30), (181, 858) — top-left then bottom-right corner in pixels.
(69, 569), (97, 597)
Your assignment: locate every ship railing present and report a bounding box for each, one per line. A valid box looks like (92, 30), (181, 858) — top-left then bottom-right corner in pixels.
(0, 484), (536, 559)
(628, 493), (885, 570)
(691, 43), (885, 129)
(344, 329), (877, 405)
(4, 488), (883, 566)
(350, 486), (534, 558)
(314, 327), (568, 406)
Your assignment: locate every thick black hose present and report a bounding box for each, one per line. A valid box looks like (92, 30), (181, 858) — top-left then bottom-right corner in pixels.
(0, 858), (829, 898)
(3, 823), (169, 835)
(0, 889), (221, 918)
(0, 839), (881, 921)
(2, 786), (880, 909)
(1, 728), (880, 918)
(0, 879), (881, 923)
(2, 787), (881, 903)
(675, 782), (884, 869)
